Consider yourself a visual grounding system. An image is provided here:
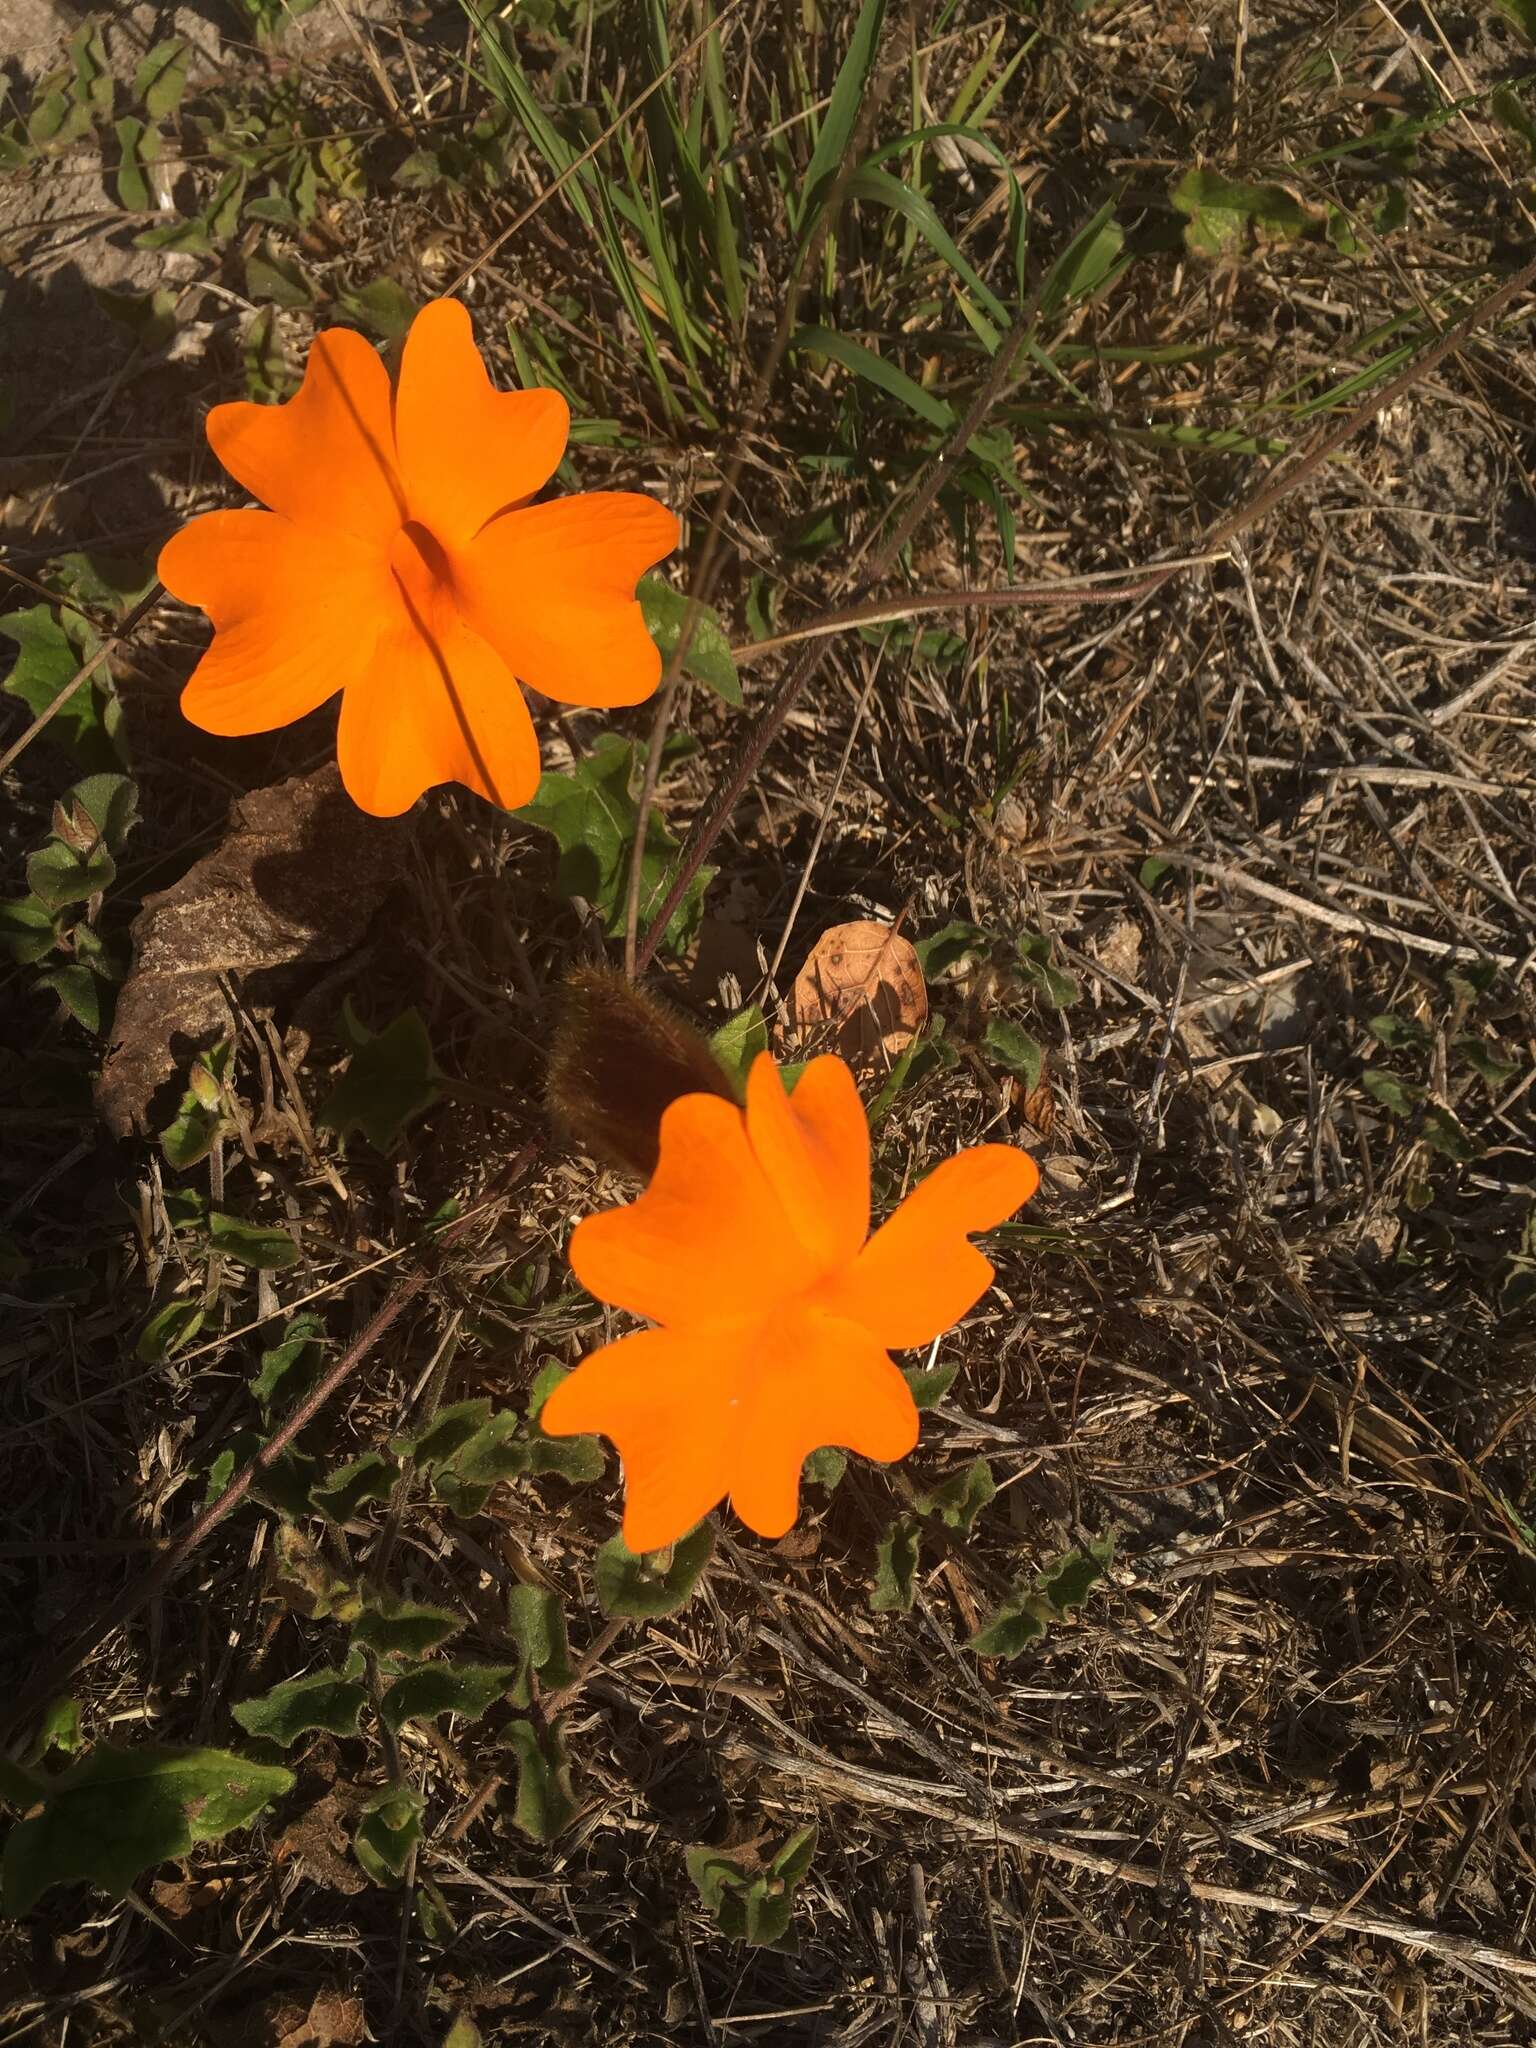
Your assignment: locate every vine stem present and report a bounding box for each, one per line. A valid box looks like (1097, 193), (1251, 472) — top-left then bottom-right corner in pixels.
(634, 244), (1536, 973)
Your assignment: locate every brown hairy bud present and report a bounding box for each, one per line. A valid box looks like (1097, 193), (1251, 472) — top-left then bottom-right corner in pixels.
(546, 967), (736, 1180)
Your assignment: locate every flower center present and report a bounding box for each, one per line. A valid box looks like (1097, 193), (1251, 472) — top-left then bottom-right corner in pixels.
(388, 519), (456, 615)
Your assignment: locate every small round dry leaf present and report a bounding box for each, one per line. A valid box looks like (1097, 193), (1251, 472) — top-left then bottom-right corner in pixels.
(792, 920), (928, 1069)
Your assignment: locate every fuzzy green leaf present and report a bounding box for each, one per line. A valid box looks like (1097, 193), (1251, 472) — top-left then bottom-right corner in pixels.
(134, 1298), (204, 1364)
(318, 1002), (440, 1152)
(311, 1452), (396, 1523)
(352, 1600), (460, 1661)
(133, 38), (189, 118)
(594, 1521), (714, 1618)
(902, 1361), (958, 1412)
(916, 1458), (995, 1532)
(354, 1784), (422, 1884)
(506, 1585), (574, 1707)
(639, 576), (742, 707)
(709, 1005), (770, 1094)
(512, 733), (713, 953)
(983, 1018), (1043, 1092)
(1, 1745), (292, 1914)
(505, 1719), (576, 1842)
(869, 1518), (920, 1613)
(232, 1670), (367, 1748)
(207, 1212), (299, 1271)
(380, 1662), (516, 1734)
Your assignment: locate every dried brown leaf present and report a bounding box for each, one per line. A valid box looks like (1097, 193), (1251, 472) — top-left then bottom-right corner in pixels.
(792, 920), (927, 1070)
(95, 764), (404, 1137)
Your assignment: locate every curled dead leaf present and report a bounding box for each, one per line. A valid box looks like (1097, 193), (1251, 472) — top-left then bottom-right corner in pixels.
(95, 764), (405, 1137)
(792, 920), (927, 1071)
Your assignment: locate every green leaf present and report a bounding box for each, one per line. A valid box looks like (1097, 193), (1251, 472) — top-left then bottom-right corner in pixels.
(638, 576), (742, 707)
(802, 1447), (846, 1492)
(37, 964), (108, 1034)
(512, 732), (713, 952)
(394, 1399), (494, 1471)
(1367, 1012), (1430, 1052)
(1453, 1036), (1520, 1090)
(135, 1298), (205, 1364)
(1497, 0), (1536, 42)
(244, 242), (313, 308)
(506, 1585), (574, 1707)
(969, 1535), (1114, 1660)
(160, 1091), (223, 1169)
(32, 1698), (84, 1763)
(354, 1784), (423, 1884)
(435, 1415), (532, 1515)
(709, 1005), (769, 1094)
(982, 1018), (1043, 1093)
(687, 1824), (818, 1948)
(1, 1745), (293, 1914)
(0, 605), (118, 769)
(869, 1518), (920, 1613)
(524, 1369), (606, 1483)
(352, 1600), (460, 1661)
(505, 1719), (576, 1842)
(251, 1315), (325, 1419)
(916, 1458), (996, 1532)
(798, 0), (885, 224)
(1015, 932), (1077, 1008)
(1037, 202), (1126, 317)
(0, 898), (58, 966)
(796, 323), (954, 432)
(231, 1670), (367, 1748)
(902, 1361), (957, 1411)
(135, 215), (213, 255)
(113, 114), (161, 212)
(1420, 1103), (1479, 1163)
(594, 1521), (714, 1618)
(133, 38), (190, 118)
(317, 1003), (441, 1151)
(380, 1662), (516, 1734)
(914, 920), (989, 979)
(337, 278), (417, 342)
(26, 839), (114, 912)
(207, 1212), (299, 1271)
(1362, 1068), (1425, 1117)
(311, 1451), (397, 1522)
(1172, 169), (1310, 259)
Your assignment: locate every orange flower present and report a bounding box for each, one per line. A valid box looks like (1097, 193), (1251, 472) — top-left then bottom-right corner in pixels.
(541, 1051), (1039, 1552)
(158, 300), (679, 817)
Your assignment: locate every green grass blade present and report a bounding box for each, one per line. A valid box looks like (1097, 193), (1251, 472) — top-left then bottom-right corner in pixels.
(797, 0), (886, 231)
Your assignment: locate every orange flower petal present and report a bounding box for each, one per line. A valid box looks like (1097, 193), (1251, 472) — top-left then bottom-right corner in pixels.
(455, 493), (678, 708)
(569, 1093), (817, 1326)
(539, 1325), (734, 1553)
(206, 328), (405, 544)
(159, 509), (387, 736)
(814, 1144), (1038, 1349)
(743, 1052), (868, 1269)
(335, 585), (540, 817)
(727, 1309), (919, 1539)
(394, 299), (570, 549)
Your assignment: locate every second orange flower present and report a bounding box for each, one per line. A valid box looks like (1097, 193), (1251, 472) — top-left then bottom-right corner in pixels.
(159, 299), (679, 816)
